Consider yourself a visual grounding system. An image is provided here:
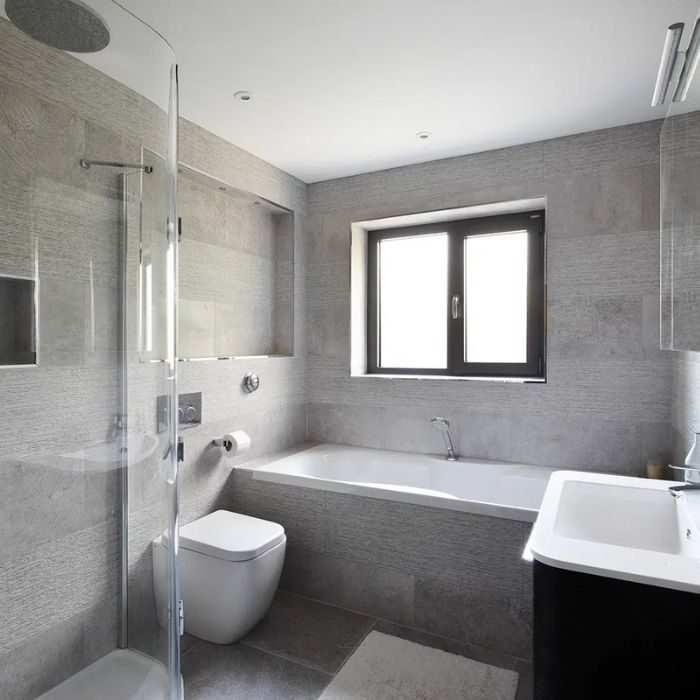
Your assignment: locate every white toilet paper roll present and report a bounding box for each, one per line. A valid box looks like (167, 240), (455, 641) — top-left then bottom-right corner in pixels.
(215, 430), (251, 456)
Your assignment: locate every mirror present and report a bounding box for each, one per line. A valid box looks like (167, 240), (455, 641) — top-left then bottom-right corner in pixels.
(660, 52), (700, 350)
(0, 275), (38, 366)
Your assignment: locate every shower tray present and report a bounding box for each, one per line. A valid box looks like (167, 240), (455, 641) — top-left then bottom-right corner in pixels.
(36, 648), (181, 700)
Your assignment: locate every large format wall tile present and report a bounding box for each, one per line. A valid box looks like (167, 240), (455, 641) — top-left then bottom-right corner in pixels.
(280, 546), (416, 626)
(228, 471), (325, 553)
(548, 294), (646, 358)
(0, 595), (117, 700)
(324, 492), (529, 597)
(305, 121), (669, 473)
(414, 576), (533, 660)
(306, 356), (670, 423)
(547, 230), (659, 297)
(545, 167), (652, 238)
(671, 351), (700, 462)
(307, 403), (668, 473)
(0, 520), (119, 656)
(541, 121), (661, 176)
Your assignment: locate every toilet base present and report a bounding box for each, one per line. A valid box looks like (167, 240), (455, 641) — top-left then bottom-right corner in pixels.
(153, 536), (286, 645)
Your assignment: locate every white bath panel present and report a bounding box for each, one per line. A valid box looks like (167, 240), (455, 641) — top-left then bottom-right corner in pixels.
(36, 648), (179, 700)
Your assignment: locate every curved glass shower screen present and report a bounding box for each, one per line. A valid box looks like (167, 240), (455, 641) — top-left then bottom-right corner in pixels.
(0, 1), (180, 698)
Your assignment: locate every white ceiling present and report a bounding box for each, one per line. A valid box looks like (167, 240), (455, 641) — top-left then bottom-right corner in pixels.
(12, 1), (700, 182)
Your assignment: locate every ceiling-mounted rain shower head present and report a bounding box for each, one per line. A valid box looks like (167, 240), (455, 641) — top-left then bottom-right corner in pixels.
(5, 0), (110, 53)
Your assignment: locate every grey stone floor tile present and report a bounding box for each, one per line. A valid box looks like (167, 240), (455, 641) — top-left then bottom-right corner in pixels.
(372, 619), (520, 671)
(181, 640), (330, 700)
(240, 591), (374, 674)
(181, 632), (201, 655)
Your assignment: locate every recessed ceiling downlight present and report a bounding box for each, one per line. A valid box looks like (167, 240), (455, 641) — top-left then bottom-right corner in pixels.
(415, 131), (432, 141)
(234, 91), (253, 102)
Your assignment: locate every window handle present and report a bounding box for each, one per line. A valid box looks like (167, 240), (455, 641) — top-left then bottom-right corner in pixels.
(451, 294), (461, 319)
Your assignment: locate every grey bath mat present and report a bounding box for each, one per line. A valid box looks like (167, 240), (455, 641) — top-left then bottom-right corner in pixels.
(319, 631), (519, 700)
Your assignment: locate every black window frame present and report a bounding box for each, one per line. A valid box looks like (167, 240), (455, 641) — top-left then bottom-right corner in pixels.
(367, 209), (546, 379)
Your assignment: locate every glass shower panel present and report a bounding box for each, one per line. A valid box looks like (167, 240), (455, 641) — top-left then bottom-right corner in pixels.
(660, 7), (700, 352)
(0, 2), (179, 699)
(123, 148), (180, 675)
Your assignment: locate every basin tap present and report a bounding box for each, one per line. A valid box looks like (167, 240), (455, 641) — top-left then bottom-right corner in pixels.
(668, 464), (700, 497)
(669, 433), (700, 497)
(430, 417), (458, 461)
(669, 481), (700, 497)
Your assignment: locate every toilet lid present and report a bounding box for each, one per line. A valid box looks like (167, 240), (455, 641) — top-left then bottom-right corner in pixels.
(179, 510), (285, 562)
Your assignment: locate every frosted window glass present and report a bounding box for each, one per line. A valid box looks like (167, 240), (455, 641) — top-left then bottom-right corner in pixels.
(465, 231), (528, 363)
(379, 233), (447, 368)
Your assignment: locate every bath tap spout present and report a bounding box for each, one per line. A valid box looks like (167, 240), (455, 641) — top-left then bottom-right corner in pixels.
(430, 417), (458, 461)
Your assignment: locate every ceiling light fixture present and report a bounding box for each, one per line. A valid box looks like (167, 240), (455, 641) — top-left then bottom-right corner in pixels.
(234, 90), (253, 102)
(415, 131), (432, 141)
(674, 19), (700, 102)
(651, 23), (684, 107)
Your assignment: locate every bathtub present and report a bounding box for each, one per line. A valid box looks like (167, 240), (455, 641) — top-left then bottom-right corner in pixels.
(251, 443), (558, 523)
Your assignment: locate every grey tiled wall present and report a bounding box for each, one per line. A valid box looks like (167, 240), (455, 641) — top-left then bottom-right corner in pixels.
(0, 16), (307, 698)
(671, 352), (700, 463)
(178, 176), (294, 358)
(227, 470), (533, 660)
(305, 122), (670, 474)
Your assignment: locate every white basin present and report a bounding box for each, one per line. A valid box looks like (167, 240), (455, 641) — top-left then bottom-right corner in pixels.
(528, 471), (700, 593)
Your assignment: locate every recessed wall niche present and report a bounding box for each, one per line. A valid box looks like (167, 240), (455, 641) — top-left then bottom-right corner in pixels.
(177, 165), (294, 359)
(0, 275), (37, 366)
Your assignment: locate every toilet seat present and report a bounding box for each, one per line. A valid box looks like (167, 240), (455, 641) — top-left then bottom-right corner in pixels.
(179, 510), (285, 562)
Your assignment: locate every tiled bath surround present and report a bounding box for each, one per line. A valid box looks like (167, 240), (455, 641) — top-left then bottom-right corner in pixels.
(227, 468), (533, 660)
(304, 122), (669, 474)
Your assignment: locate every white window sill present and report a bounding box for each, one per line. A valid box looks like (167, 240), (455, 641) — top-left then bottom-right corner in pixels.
(349, 373), (546, 384)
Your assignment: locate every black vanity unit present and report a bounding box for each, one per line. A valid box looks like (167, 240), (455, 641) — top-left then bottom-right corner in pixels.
(533, 559), (699, 699)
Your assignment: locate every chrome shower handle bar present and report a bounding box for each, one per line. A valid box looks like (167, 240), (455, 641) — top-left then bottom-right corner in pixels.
(80, 158), (153, 174)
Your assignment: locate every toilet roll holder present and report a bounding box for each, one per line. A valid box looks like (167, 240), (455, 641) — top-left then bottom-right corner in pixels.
(213, 435), (235, 451)
(212, 430), (251, 455)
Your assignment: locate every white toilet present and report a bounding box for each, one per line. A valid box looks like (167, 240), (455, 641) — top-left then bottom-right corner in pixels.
(153, 509), (286, 644)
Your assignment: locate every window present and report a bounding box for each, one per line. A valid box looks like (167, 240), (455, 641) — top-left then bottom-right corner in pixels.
(367, 210), (545, 379)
